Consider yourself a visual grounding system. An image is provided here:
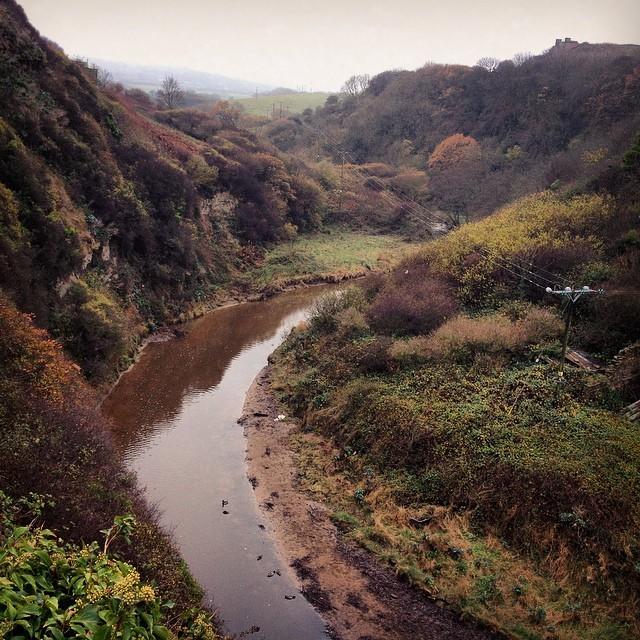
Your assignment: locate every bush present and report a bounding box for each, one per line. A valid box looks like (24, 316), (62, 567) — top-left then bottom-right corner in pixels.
(0, 510), (218, 640)
(392, 308), (562, 364)
(0, 295), (206, 620)
(55, 280), (130, 380)
(335, 306), (369, 339)
(388, 336), (431, 365)
(287, 174), (324, 232)
(310, 379), (432, 469)
(367, 276), (458, 336)
(0, 519), (170, 640)
(421, 192), (615, 305)
(346, 336), (393, 373)
(308, 287), (366, 334)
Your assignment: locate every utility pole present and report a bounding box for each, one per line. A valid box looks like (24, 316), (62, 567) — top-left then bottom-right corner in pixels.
(546, 286), (604, 374)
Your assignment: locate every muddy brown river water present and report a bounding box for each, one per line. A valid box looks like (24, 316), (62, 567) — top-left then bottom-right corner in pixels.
(102, 286), (342, 640)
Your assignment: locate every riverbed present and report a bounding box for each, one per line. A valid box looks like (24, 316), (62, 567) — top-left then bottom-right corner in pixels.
(102, 286), (339, 639)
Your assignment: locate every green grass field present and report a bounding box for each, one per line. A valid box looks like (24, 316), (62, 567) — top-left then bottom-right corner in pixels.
(233, 92), (332, 117)
(248, 228), (418, 289)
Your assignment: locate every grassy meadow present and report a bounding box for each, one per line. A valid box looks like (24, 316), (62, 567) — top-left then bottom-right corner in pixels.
(233, 92), (332, 117)
(246, 228), (418, 290)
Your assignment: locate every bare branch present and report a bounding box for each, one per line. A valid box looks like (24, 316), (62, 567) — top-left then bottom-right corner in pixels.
(157, 75), (184, 109)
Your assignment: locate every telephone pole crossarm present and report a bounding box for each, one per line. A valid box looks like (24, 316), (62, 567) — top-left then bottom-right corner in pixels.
(545, 285), (605, 302)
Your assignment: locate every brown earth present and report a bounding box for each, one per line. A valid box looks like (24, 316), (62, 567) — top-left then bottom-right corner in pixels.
(241, 366), (498, 640)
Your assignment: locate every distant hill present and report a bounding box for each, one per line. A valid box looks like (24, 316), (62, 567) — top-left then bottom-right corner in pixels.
(88, 57), (274, 97)
(234, 91), (332, 117)
(267, 41), (640, 219)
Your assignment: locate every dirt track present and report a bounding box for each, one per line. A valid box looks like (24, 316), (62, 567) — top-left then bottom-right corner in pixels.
(241, 366), (497, 640)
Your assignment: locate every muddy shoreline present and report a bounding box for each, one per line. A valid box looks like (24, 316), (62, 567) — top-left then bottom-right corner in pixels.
(241, 365), (497, 640)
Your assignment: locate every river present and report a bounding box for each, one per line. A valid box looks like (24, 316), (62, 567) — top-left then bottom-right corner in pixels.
(102, 286), (341, 640)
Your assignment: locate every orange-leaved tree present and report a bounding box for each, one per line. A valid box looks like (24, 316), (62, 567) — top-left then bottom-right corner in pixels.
(427, 134), (484, 225)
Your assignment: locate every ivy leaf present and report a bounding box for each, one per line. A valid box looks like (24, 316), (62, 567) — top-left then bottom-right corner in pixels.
(48, 628), (65, 640)
(74, 604), (101, 630)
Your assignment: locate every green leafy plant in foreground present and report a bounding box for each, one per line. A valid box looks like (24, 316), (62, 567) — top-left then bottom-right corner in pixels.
(0, 503), (217, 640)
(0, 524), (169, 639)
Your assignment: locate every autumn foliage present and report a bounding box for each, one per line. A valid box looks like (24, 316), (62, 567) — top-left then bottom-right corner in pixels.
(427, 134), (481, 170)
(271, 43), (640, 220)
(0, 0), (328, 380)
(0, 293), (80, 405)
(0, 293), (207, 620)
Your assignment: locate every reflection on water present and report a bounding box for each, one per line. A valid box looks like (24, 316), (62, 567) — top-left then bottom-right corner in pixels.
(102, 286), (339, 639)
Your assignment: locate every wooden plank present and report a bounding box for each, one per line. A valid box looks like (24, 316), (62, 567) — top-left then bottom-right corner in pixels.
(623, 400), (640, 422)
(565, 348), (600, 372)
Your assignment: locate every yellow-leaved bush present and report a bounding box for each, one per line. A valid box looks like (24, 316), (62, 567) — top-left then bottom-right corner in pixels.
(422, 191), (614, 302)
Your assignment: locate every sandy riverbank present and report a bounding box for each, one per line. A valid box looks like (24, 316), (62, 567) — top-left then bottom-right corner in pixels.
(241, 365), (497, 640)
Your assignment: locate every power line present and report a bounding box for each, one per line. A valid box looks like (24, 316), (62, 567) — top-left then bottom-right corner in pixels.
(546, 286), (605, 374)
(297, 119), (449, 231)
(521, 256), (572, 285)
(476, 248), (550, 291)
(278, 116), (613, 308)
(478, 248), (565, 289)
(605, 290), (640, 295)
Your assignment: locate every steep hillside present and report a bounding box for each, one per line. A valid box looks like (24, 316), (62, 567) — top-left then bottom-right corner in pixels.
(0, 0), (326, 381)
(0, 292), (220, 638)
(266, 42), (640, 221)
(272, 145), (640, 638)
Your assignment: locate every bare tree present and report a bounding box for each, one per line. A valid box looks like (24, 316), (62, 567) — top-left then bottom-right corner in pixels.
(356, 73), (371, 94)
(157, 75), (184, 109)
(341, 74), (371, 97)
(475, 57), (501, 72)
(96, 67), (113, 88)
(512, 51), (533, 67)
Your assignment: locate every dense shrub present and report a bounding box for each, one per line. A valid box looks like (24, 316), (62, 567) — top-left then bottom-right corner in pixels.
(575, 249), (640, 355)
(287, 174), (324, 232)
(0, 294), (206, 621)
(425, 308), (562, 361)
(390, 307), (562, 364)
(290, 44), (640, 218)
(338, 336), (393, 374)
(308, 287), (366, 334)
(0, 503), (218, 640)
(367, 275), (458, 335)
(310, 379), (432, 468)
(335, 306), (369, 339)
(53, 280), (131, 381)
(0, 515), (169, 639)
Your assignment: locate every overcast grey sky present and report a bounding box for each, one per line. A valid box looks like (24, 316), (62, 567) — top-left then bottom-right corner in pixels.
(19, 0), (640, 91)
